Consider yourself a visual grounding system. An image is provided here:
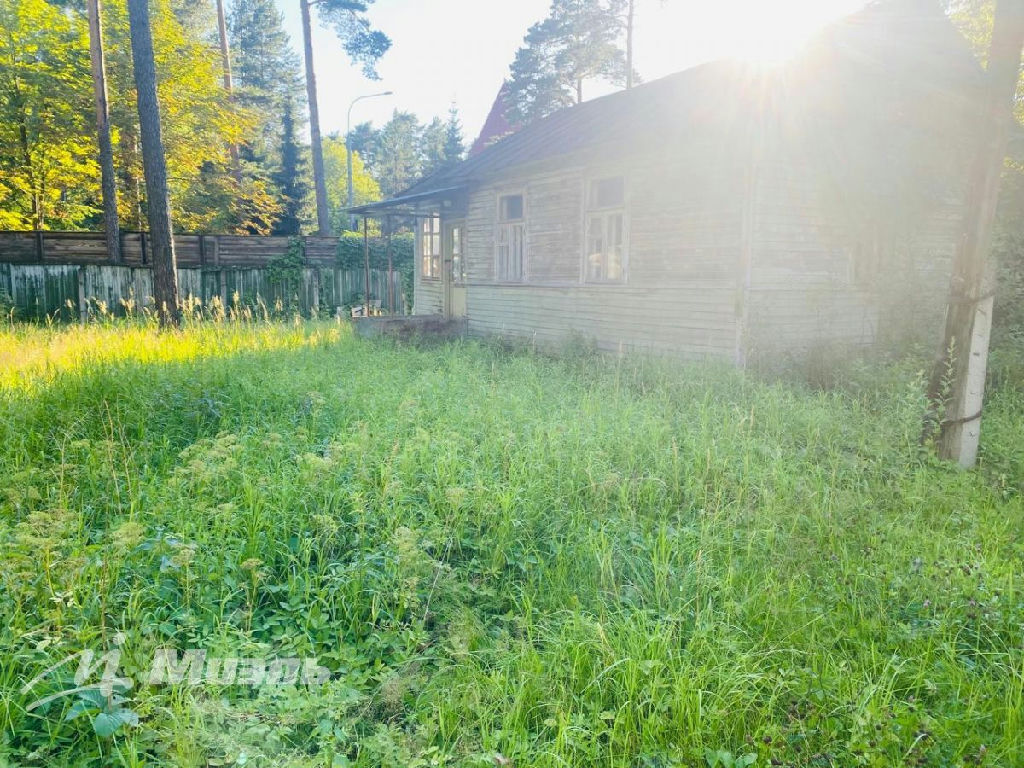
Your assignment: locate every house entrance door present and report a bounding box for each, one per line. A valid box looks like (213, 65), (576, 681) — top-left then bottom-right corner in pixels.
(444, 221), (467, 318)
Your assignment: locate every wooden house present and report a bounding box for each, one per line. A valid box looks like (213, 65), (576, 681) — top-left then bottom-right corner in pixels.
(350, 0), (983, 364)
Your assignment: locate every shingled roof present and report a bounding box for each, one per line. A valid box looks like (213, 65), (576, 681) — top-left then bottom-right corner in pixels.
(352, 0), (982, 215)
(469, 82), (520, 157)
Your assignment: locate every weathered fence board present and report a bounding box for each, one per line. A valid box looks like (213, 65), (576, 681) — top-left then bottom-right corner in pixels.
(0, 231), (407, 320)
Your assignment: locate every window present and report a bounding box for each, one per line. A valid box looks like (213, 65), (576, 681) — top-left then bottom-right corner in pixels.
(496, 193), (525, 281)
(585, 177), (626, 283)
(421, 215), (440, 279)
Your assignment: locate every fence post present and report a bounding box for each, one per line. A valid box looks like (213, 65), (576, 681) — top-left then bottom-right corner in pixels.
(198, 235), (207, 305)
(212, 236), (226, 307)
(333, 237), (342, 314)
(35, 231), (44, 263)
(77, 265), (87, 323)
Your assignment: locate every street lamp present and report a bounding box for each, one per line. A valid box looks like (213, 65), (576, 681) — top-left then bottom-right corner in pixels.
(347, 90), (393, 231)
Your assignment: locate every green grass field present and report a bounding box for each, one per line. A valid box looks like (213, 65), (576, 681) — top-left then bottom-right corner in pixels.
(0, 320), (1021, 767)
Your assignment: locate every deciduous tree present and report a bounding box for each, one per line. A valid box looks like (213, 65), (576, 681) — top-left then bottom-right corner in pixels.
(0, 0), (96, 229)
(322, 134), (379, 233)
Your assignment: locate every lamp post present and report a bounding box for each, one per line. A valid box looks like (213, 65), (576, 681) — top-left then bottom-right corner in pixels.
(347, 90), (392, 231)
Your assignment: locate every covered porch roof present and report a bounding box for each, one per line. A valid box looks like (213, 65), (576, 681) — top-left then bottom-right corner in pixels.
(345, 185), (466, 218)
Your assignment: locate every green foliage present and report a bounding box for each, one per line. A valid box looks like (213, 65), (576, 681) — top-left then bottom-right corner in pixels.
(0, 0), (97, 229)
(98, 0), (259, 231)
(507, 0), (632, 124)
(420, 107), (465, 179)
(0, 320), (1022, 765)
(0, 0), (284, 234)
(228, 0), (304, 163)
(944, 0), (1024, 343)
(443, 104), (465, 169)
(264, 236), (306, 287)
(373, 109), (425, 197)
(337, 231), (413, 302)
(322, 135), (381, 234)
(316, 0), (391, 80)
(705, 750), (757, 768)
(272, 101), (309, 236)
(336, 231), (412, 270)
(0, 289), (16, 321)
(348, 104), (467, 197)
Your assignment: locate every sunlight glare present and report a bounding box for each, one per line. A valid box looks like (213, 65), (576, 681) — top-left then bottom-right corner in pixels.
(637, 0), (867, 71)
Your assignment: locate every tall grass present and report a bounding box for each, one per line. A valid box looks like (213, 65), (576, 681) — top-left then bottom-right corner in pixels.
(0, 319), (1021, 767)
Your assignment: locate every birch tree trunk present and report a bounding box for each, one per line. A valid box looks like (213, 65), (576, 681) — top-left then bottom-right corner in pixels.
(925, 0), (1024, 467)
(88, 0), (120, 263)
(127, 0), (179, 326)
(300, 0), (331, 236)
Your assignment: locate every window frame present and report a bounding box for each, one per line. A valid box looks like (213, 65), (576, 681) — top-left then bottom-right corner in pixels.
(449, 223), (467, 285)
(582, 175), (629, 285)
(419, 214), (441, 281)
(495, 190), (527, 283)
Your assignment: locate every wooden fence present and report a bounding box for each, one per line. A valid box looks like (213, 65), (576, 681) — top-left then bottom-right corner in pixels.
(0, 231), (406, 320)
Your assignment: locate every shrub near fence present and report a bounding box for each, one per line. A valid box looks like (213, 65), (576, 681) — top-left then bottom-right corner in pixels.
(0, 231), (409, 320)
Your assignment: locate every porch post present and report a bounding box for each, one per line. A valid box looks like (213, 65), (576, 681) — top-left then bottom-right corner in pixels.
(386, 216), (394, 314)
(363, 216), (371, 318)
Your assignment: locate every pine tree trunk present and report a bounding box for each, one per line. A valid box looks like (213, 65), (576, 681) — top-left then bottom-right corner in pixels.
(625, 0), (635, 89)
(127, 0), (179, 326)
(215, 0), (241, 182)
(925, 0), (1024, 467)
(300, 0), (331, 236)
(87, 0), (121, 263)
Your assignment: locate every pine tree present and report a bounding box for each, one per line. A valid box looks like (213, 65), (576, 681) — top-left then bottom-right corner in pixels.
(442, 104), (465, 169)
(87, 0), (121, 260)
(507, 0), (630, 125)
(299, 0), (390, 235)
(375, 110), (422, 197)
(228, 0), (303, 162)
(271, 100), (308, 236)
(127, 0), (179, 325)
(419, 116), (447, 178)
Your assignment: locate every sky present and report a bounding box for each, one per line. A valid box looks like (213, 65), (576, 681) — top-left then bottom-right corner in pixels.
(278, 0), (871, 144)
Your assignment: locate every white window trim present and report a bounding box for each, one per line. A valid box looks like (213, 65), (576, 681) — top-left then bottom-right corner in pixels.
(495, 190), (527, 283)
(582, 175), (629, 284)
(420, 214), (441, 281)
(447, 220), (467, 285)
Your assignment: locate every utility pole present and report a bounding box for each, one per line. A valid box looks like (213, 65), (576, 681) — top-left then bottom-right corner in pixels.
(925, 0), (1024, 467)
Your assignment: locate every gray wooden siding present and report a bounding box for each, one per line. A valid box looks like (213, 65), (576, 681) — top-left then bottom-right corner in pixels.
(745, 161), (958, 356)
(446, 158), (744, 359)
(409, 150), (958, 362)
(413, 226), (444, 314)
(466, 284), (737, 358)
